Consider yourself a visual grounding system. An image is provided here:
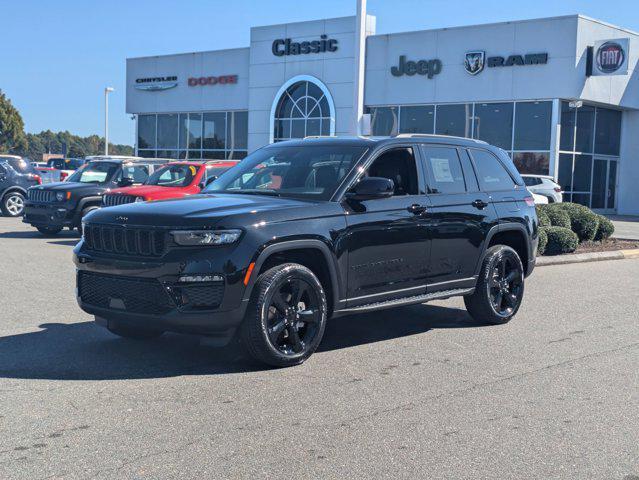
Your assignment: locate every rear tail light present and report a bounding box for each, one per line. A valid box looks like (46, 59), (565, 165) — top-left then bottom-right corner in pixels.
(554, 187), (562, 193)
(524, 196), (535, 207)
(34, 174), (42, 185)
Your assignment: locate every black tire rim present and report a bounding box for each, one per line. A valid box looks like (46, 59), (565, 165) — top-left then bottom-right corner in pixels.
(489, 255), (523, 317)
(264, 276), (321, 357)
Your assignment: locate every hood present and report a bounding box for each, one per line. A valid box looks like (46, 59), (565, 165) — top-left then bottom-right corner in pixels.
(32, 181), (106, 194)
(107, 185), (189, 198)
(85, 193), (318, 227)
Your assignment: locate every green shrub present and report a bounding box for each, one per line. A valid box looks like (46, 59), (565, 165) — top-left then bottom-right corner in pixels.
(594, 215), (615, 241)
(544, 226), (579, 255)
(538, 227), (548, 255)
(562, 204), (599, 242)
(540, 204), (571, 229)
(536, 206), (551, 228)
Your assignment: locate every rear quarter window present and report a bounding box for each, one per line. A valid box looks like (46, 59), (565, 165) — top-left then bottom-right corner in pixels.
(469, 149), (517, 192)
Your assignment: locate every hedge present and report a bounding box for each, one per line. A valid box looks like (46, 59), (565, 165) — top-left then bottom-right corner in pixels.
(556, 203), (599, 242)
(536, 206), (551, 228)
(544, 226), (579, 255)
(594, 215), (615, 241)
(538, 227), (548, 255)
(540, 204), (571, 229)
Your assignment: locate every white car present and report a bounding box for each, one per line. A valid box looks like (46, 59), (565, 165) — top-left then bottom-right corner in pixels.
(522, 174), (563, 203)
(531, 192), (548, 205)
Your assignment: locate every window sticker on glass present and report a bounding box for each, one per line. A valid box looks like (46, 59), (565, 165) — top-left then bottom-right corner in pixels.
(430, 158), (454, 183)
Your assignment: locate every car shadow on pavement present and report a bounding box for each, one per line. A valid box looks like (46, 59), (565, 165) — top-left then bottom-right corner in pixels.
(0, 304), (488, 381)
(0, 230), (79, 240)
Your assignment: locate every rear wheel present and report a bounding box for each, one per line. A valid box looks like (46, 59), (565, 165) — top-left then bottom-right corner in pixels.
(464, 245), (524, 325)
(36, 226), (63, 236)
(241, 263), (327, 367)
(106, 323), (164, 340)
(1, 191), (25, 217)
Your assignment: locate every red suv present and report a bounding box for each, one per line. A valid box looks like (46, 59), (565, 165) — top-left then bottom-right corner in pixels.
(102, 160), (239, 207)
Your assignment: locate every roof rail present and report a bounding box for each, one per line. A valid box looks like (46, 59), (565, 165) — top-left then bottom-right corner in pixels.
(394, 133), (488, 144)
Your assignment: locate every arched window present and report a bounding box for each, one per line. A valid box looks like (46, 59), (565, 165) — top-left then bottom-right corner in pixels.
(270, 76), (335, 142)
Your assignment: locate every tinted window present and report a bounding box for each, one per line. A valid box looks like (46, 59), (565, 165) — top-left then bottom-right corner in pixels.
(514, 101), (552, 150)
(138, 115), (156, 149)
(523, 177), (541, 186)
(575, 105), (595, 153)
(368, 106), (398, 136)
(472, 102), (514, 150)
(557, 153), (573, 192)
(470, 149), (516, 191)
(435, 104), (472, 137)
(367, 148), (418, 196)
(206, 145), (367, 200)
(595, 108), (621, 155)
(203, 112), (226, 149)
(157, 114), (178, 149)
(188, 113), (203, 150)
(67, 162), (118, 183)
(400, 105), (434, 134)
(421, 146), (466, 194)
(229, 111), (248, 150)
(560, 101), (576, 151)
(572, 154), (592, 192)
(122, 165), (150, 184)
(147, 164), (198, 187)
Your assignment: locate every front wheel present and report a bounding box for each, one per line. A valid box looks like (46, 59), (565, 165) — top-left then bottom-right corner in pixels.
(1, 191), (25, 217)
(241, 263), (327, 367)
(464, 245), (525, 325)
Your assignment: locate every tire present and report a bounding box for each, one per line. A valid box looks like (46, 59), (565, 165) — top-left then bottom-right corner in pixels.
(36, 226), (63, 236)
(1, 191), (25, 217)
(106, 323), (164, 340)
(464, 245), (525, 325)
(241, 263), (328, 367)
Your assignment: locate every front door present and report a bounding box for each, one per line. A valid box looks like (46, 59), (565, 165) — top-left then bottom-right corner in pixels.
(343, 146), (431, 305)
(591, 158), (618, 212)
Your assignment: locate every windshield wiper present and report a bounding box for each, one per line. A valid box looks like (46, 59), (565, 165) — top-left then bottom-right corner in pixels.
(217, 189), (281, 197)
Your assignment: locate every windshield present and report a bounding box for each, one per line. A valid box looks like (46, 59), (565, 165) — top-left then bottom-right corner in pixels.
(205, 145), (367, 200)
(146, 164), (199, 187)
(67, 162), (118, 183)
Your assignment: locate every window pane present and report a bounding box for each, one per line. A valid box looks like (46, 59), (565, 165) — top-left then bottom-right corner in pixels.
(137, 149), (155, 158)
(571, 193), (590, 207)
(137, 115), (156, 149)
(202, 150), (226, 160)
(435, 104), (472, 137)
(368, 106), (398, 136)
(560, 101), (576, 151)
(573, 154), (592, 191)
(291, 119), (305, 138)
(595, 108), (621, 155)
(228, 111), (248, 150)
(421, 146), (466, 194)
(178, 114), (188, 150)
(470, 149), (516, 191)
(591, 159), (607, 209)
(575, 105), (595, 153)
(512, 152), (550, 175)
(400, 105), (434, 134)
(157, 114), (178, 149)
(227, 150), (247, 160)
(274, 119), (291, 140)
(306, 118), (321, 136)
(321, 119), (330, 136)
(155, 150), (179, 159)
(514, 101), (551, 150)
(203, 112), (226, 149)
(472, 102), (514, 150)
(557, 153), (573, 192)
(188, 113), (202, 150)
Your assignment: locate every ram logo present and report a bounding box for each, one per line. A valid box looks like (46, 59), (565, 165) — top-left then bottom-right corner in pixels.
(464, 51), (485, 75)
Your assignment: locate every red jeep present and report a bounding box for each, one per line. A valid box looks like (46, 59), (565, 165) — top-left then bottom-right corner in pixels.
(102, 160), (239, 207)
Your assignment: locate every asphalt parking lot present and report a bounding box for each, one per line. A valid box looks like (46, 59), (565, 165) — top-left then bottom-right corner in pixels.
(1, 216), (638, 480)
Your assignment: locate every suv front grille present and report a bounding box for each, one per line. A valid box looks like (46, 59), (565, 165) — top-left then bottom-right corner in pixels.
(103, 194), (136, 207)
(78, 271), (174, 314)
(83, 224), (166, 257)
(28, 189), (55, 202)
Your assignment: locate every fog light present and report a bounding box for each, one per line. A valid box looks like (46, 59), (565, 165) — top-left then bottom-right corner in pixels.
(178, 275), (224, 283)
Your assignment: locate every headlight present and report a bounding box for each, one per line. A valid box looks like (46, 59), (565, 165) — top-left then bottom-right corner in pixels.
(135, 196), (145, 203)
(170, 229), (242, 246)
(56, 192), (66, 202)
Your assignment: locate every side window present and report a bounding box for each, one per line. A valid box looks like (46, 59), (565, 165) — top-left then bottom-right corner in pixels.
(366, 147), (418, 196)
(122, 165), (150, 184)
(470, 149), (516, 192)
(523, 177), (540, 186)
(420, 146), (467, 195)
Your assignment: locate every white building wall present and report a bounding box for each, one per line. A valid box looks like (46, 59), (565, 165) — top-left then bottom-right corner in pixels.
(618, 110), (639, 215)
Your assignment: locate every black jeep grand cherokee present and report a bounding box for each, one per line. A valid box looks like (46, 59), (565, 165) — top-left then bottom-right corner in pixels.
(74, 136), (538, 367)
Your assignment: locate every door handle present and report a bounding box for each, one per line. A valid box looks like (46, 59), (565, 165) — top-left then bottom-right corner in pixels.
(472, 199), (489, 210)
(407, 204), (428, 215)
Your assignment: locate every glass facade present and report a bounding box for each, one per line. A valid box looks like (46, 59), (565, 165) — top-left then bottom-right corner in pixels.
(558, 101), (621, 209)
(367, 101), (552, 175)
(137, 111), (248, 160)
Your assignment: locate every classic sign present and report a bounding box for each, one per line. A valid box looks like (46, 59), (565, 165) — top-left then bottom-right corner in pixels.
(391, 55), (443, 79)
(272, 35), (338, 56)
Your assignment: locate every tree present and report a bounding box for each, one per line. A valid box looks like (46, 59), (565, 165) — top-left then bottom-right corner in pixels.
(0, 90), (27, 154)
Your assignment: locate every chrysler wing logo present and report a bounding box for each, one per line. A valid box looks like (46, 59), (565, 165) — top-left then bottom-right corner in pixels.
(134, 76), (178, 91)
(464, 51), (485, 75)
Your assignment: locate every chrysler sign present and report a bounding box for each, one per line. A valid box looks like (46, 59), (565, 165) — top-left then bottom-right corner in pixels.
(134, 76), (178, 91)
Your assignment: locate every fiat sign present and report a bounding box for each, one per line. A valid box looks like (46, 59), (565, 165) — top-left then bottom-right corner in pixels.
(593, 38), (629, 76)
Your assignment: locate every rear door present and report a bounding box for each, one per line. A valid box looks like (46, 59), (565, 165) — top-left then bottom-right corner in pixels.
(419, 145), (495, 286)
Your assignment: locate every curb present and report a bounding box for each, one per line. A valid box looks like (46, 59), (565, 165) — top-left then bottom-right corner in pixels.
(537, 248), (639, 267)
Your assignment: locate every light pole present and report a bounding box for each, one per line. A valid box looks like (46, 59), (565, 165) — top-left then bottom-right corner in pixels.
(104, 87), (114, 155)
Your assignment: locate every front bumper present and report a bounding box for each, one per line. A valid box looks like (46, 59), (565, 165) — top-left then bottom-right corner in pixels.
(23, 202), (76, 228)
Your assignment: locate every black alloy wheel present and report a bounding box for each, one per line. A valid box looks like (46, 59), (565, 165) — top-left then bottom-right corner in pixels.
(488, 254), (524, 317)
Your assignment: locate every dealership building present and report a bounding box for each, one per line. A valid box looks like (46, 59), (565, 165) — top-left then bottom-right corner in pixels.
(126, 11), (639, 214)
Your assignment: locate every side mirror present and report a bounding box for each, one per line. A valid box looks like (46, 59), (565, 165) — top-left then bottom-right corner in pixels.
(206, 175), (218, 186)
(118, 177), (134, 187)
(198, 182), (206, 190)
(345, 176), (394, 201)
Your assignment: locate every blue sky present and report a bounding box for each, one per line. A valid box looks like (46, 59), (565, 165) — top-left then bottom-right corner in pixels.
(2, 0), (638, 146)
